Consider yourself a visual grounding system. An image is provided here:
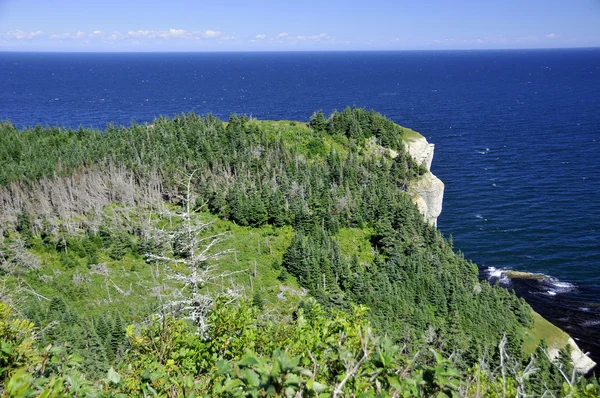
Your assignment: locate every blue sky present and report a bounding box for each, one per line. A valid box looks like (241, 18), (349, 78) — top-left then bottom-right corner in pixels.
(1, 0), (599, 51)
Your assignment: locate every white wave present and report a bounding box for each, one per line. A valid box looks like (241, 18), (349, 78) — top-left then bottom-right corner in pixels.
(486, 267), (504, 279)
(581, 320), (600, 327)
(485, 267), (511, 285)
(552, 281), (575, 289)
(484, 267), (577, 293)
(546, 279), (576, 293)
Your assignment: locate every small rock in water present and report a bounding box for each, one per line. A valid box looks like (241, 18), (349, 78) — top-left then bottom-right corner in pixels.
(504, 270), (548, 280)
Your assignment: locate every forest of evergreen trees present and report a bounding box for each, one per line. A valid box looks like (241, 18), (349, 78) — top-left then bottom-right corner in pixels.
(1, 108), (598, 396)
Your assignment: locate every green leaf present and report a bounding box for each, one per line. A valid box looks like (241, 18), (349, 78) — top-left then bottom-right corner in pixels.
(284, 373), (303, 386)
(1, 341), (14, 355)
(387, 375), (402, 390)
(106, 367), (121, 384)
(307, 379), (327, 393)
(239, 355), (260, 367)
(141, 368), (152, 382)
(223, 378), (244, 391)
(240, 368), (260, 387)
(68, 353), (84, 364)
(144, 383), (158, 396)
(150, 370), (164, 381)
(216, 359), (233, 375)
(299, 368), (313, 378)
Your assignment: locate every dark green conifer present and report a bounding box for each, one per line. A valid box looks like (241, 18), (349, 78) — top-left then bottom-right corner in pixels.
(268, 191), (288, 227)
(16, 209), (33, 247)
(252, 291), (264, 311)
(308, 110), (327, 133)
(247, 191), (268, 227)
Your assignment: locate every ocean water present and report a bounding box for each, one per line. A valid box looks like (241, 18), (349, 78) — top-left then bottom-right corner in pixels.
(1, 50), (599, 360)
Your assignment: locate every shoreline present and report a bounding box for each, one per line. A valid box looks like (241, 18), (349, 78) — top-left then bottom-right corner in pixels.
(481, 266), (598, 372)
(403, 132), (596, 373)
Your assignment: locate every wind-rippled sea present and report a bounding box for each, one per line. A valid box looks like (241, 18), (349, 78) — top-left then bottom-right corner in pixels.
(1, 49), (599, 361)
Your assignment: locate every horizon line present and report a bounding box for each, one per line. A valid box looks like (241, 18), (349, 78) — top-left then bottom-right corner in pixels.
(1, 46), (599, 54)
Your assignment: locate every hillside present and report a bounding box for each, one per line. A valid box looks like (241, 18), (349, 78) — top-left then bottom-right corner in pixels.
(1, 108), (597, 396)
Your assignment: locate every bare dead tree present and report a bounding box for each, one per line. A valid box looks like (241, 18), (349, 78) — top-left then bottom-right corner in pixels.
(332, 325), (375, 398)
(0, 165), (163, 234)
(143, 171), (242, 333)
(0, 237), (40, 274)
(512, 355), (539, 398)
(499, 334), (508, 398)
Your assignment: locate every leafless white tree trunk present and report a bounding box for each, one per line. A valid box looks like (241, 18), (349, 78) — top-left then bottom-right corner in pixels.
(143, 171), (242, 333)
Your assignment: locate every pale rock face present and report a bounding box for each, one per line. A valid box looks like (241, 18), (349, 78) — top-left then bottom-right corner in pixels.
(409, 172), (445, 226)
(548, 338), (597, 374)
(402, 135), (597, 373)
(404, 136), (444, 226)
(568, 338), (597, 374)
(405, 138), (435, 171)
(400, 133), (596, 372)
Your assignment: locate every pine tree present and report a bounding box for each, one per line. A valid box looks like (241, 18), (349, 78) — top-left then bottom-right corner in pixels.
(49, 296), (67, 315)
(308, 110), (327, 133)
(105, 331), (115, 363)
(95, 314), (109, 341)
(277, 268), (288, 282)
(228, 186), (248, 226)
(80, 323), (107, 378)
(268, 191), (287, 227)
(208, 190), (228, 217)
(252, 291), (264, 311)
(247, 191), (268, 227)
(16, 209), (33, 247)
(110, 312), (125, 360)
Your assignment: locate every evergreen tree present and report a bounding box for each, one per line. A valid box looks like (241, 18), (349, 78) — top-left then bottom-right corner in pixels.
(268, 191), (288, 227)
(80, 323), (108, 378)
(110, 312), (125, 360)
(95, 315), (109, 342)
(308, 110), (327, 133)
(277, 268), (288, 282)
(16, 209), (33, 247)
(228, 186), (248, 226)
(247, 191), (268, 227)
(252, 291), (264, 311)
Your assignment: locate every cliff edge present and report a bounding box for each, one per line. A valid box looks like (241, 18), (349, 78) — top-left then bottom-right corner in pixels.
(367, 132), (444, 226)
(404, 135), (444, 226)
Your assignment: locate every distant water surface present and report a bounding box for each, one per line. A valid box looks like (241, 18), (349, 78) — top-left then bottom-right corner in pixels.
(1, 49), (599, 361)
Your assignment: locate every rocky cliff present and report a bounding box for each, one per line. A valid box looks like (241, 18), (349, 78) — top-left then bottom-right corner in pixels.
(401, 133), (596, 373)
(404, 135), (444, 226)
(559, 338), (596, 374)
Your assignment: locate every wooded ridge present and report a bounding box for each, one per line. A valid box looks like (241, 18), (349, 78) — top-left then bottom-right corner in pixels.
(1, 108), (597, 396)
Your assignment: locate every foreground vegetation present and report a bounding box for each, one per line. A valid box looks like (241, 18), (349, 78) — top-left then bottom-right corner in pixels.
(1, 107), (598, 396)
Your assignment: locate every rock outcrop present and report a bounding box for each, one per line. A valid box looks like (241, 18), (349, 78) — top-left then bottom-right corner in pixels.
(400, 133), (596, 373)
(548, 338), (596, 374)
(405, 136), (435, 171)
(404, 136), (444, 226)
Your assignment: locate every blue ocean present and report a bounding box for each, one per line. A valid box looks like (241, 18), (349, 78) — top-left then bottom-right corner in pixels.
(1, 49), (599, 358)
